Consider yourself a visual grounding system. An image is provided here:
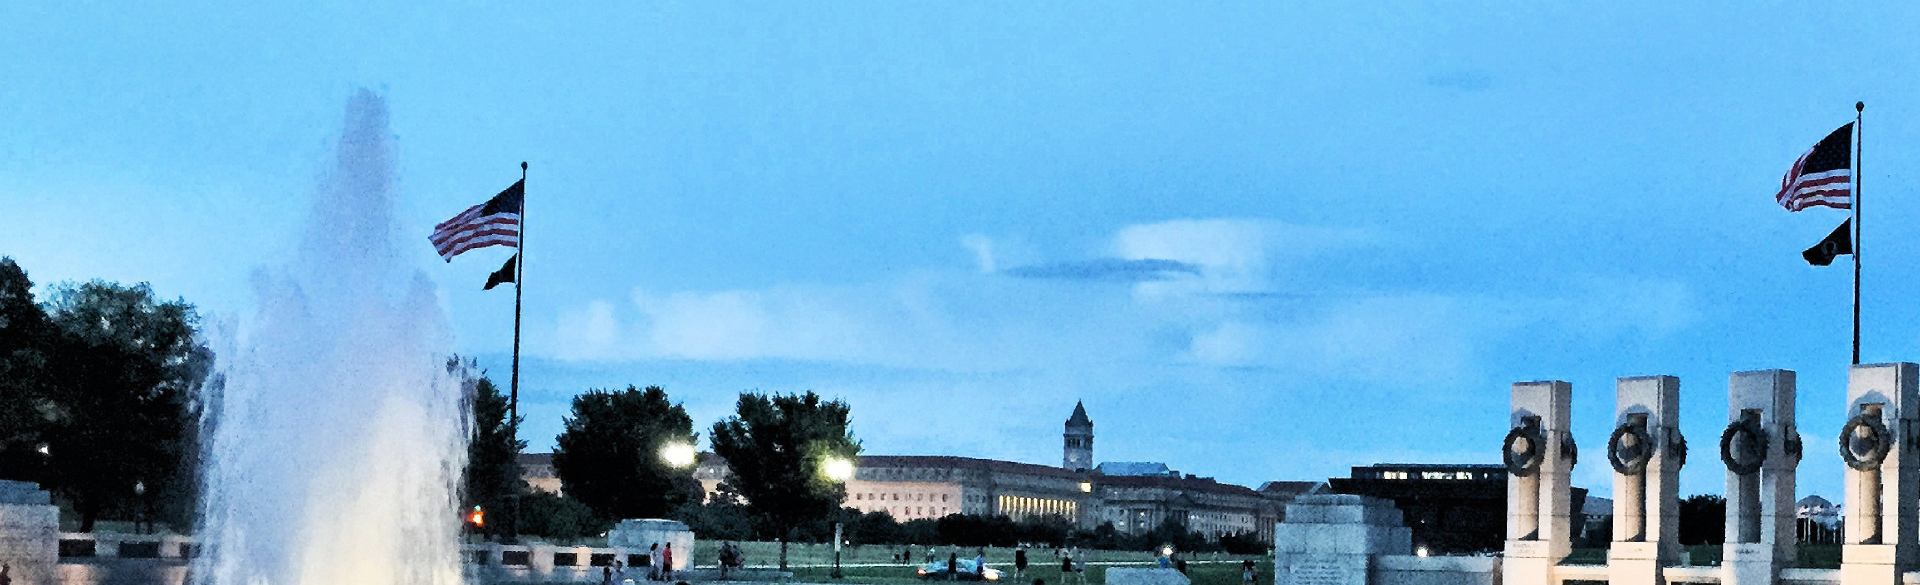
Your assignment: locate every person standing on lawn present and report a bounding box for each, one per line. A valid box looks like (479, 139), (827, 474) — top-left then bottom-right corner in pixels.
(661, 544), (675, 582)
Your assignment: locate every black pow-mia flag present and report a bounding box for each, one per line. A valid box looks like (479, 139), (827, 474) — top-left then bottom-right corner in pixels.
(1803, 219), (1853, 266)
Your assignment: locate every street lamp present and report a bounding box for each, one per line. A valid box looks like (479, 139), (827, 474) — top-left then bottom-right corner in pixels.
(821, 456), (856, 580)
(823, 457), (855, 482)
(132, 480), (147, 535)
(661, 442), (697, 468)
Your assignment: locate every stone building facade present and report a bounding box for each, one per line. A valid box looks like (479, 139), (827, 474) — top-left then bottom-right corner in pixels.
(838, 403), (1315, 543)
(845, 455), (1087, 523)
(1091, 473), (1270, 538)
(518, 453), (562, 495)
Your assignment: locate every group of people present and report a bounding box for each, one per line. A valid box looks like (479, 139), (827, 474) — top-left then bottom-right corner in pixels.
(1057, 549), (1087, 585)
(716, 542), (746, 580)
(937, 547), (988, 581)
(600, 543), (676, 585)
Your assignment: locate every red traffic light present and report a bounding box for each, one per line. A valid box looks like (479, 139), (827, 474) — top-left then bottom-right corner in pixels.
(467, 506), (485, 528)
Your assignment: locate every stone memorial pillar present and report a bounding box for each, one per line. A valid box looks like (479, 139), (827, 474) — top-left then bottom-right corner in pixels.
(1841, 363), (1920, 585)
(1721, 369), (1798, 585)
(1273, 494), (1410, 585)
(1503, 380), (1574, 585)
(1607, 376), (1682, 585)
(0, 480), (59, 585)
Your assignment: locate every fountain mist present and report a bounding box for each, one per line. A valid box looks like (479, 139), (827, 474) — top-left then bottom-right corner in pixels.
(196, 90), (471, 585)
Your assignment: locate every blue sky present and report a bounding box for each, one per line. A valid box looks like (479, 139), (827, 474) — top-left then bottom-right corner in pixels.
(8, 2), (1920, 501)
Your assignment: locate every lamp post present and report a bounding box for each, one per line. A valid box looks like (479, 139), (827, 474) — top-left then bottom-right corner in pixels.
(132, 480), (146, 535)
(831, 522), (845, 579)
(824, 456), (856, 580)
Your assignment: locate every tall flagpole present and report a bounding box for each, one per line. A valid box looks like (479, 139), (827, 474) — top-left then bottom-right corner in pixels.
(1853, 102), (1863, 365)
(512, 161), (527, 430)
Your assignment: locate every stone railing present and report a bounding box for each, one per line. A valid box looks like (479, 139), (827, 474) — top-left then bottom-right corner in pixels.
(0, 483), (706, 585)
(55, 532), (196, 561)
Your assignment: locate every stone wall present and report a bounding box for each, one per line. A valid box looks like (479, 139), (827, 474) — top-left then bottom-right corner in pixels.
(1272, 494), (1499, 585)
(0, 481), (59, 585)
(0, 510), (695, 585)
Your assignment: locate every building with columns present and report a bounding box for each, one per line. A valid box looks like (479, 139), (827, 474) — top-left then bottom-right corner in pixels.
(836, 402), (1316, 543)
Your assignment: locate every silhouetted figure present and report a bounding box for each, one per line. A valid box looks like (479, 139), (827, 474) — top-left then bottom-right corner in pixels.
(647, 544), (660, 581)
(1015, 548), (1028, 579)
(948, 551), (959, 581)
(662, 544), (675, 582)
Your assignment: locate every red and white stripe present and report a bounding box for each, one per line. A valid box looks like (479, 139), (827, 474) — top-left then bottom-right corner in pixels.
(430, 204), (519, 261)
(1775, 149), (1852, 212)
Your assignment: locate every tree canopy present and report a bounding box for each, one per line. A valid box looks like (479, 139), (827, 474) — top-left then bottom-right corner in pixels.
(0, 266), (214, 532)
(0, 258), (56, 476)
(454, 358), (525, 537)
(708, 391), (861, 536)
(1679, 493), (1726, 545)
(552, 385), (700, 521)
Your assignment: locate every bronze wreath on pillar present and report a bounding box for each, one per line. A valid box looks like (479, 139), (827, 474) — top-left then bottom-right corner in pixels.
(1839, 414), (1891, 471)
(1504, 420), (1544, 477)
(1668, 428), (1688, 469)
(1720, 417), (1768, 476)
(1608, 422), (1653, 475)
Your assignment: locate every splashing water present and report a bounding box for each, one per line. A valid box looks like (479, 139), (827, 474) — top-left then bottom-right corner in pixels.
(196, 90), (470, 585)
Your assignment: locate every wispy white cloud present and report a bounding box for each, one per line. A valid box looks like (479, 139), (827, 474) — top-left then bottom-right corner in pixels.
(1112, 218), (1375, 298)
(960, 234), (996, 274)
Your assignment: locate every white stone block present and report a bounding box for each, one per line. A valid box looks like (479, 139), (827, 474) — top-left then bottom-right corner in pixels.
(607, 518), (696, 570)
(1282, 503), (1404, 526)
(1277, 552), (1367, 585)
(1275, 523), (1409, 555)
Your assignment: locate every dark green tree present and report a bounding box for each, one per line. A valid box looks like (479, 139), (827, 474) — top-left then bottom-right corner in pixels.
(1679, 494), (1726, 545)
(454, 358), (526, 536)
(709, 391), (861, 537)
(553, 385), (700, 521)
(850, 509), (905, 545)
(517, 490), (606, 541)
(670, 497), (758, 541)
(42, 280), (212, 531)
(0, 258), (56, 482)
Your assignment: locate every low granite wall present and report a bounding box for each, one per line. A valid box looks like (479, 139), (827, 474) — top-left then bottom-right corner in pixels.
(1, 480), (61, 585)
(1372, 555), (1499, 585)
(0, 494), (698, 585)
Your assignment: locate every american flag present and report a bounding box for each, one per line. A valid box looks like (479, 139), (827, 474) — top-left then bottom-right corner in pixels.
(1775, 122), (1853, 211)
(431, 179), (523, 261)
